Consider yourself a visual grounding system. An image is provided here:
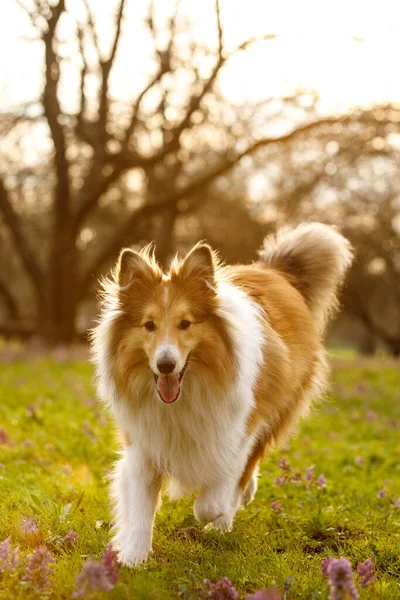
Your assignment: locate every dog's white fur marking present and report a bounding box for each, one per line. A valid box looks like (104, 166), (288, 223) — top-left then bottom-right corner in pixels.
(92, 281), (265, 565)
(151, 337), (183, 375)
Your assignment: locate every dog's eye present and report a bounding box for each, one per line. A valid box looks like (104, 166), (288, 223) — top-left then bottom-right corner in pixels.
(178, 319), (191, 331)
(144, 321), (156, 332)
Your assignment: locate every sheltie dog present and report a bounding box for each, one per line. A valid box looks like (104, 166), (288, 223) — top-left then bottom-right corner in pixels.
(91, 223), (352, 566)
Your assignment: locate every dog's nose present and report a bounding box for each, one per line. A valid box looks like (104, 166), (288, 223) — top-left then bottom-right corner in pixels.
(157, 357), (176, 375)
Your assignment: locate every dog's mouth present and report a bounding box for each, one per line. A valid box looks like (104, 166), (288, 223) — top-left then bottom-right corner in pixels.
(153, 356), (190, 404)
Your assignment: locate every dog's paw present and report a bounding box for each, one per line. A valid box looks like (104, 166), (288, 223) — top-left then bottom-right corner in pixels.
(204, 515), (233, 533)
(117, 543), (151, 567)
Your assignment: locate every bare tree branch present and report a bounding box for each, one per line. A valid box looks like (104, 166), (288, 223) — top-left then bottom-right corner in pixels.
(81, 0), (102, 61)
(0, 179), (43, 290)
(75, 166), (125, 227)
(75, 23), (91, 144)
(97, 0), (126, 142)
(42, 0), (70, 219)
(215, 0), (223, 59)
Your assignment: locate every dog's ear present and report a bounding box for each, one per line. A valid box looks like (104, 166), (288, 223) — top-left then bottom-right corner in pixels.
(117, 247), (159, 288)
(178, 243), (217, 290)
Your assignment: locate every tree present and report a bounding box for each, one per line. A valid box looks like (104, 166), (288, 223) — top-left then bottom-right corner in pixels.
(247, 104), (400, 354)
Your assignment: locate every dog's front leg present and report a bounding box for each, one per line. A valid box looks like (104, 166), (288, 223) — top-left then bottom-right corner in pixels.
(110, 445), (161, 567)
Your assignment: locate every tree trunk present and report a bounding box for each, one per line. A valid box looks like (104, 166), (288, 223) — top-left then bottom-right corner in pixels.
(37, 222), (80, 345)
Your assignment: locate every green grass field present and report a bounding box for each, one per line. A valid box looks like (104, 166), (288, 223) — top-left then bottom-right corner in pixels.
(0, 353), (399, 599)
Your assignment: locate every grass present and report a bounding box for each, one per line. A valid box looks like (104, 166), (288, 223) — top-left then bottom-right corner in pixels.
(0, 352), (399, 599)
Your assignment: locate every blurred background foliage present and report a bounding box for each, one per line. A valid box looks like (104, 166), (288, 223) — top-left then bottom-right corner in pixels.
(0, 0), (399, 354)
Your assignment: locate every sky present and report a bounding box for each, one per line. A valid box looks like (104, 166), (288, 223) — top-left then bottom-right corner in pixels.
(1, 0), (400, 116)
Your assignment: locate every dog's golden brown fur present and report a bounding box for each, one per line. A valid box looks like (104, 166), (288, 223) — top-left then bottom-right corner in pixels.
(91, 222), (353, 566)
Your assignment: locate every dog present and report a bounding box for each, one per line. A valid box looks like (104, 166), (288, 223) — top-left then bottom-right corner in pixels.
(91, 223), (352, 566)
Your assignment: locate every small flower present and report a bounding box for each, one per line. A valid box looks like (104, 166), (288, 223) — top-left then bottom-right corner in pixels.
(102, 545), (120, 585)
(279, 457), (291, 471)
(21, 517), (39, 534)
(377, 488), (387, 499)
(305, 465), (315, 481)
(203, 577), (239, 599)
(23, 546), (55, 588)
(72, 561), (113, 597)
(354, 456), (364, 466)
(394, 498), (400, 507)
(321, 556), (334, 578)
(274, 476), (285, 485)
(62, 464), (73, 475)
(270, 500), (283, 514)
(23, 440), (34, 447)
(247, 587), (283, 600)
(326, 558), (359, 600)
(0, 537), (19, 574)
(0, 428), (10, 445)
(317, 474), (327, 489)
(357, 558), (376, 588)
(62, 530), (79, 546)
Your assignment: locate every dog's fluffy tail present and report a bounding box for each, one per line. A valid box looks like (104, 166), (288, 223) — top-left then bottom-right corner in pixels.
(258, 223), (353, 334)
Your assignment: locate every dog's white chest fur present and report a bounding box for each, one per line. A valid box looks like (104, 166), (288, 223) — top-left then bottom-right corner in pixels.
(116, 384), (251, 494)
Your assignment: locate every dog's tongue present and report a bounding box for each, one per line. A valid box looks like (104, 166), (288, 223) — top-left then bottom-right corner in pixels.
(157, 375), (180, 403)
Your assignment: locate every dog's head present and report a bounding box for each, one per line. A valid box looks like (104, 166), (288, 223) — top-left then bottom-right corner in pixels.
(109, 243), (233, 404)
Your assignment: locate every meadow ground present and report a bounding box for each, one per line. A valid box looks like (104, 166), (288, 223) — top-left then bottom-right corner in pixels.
(0, 350), (399, 599)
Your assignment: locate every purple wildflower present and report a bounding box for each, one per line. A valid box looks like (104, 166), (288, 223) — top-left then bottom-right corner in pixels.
(305, 465), (315, 480)
(102, 545), (120, 585)
(247, 587), (283, 599)
(0, 428), (10, 445)
(203, 577), (239, 599)
(377, 488), (387, 499)
(354, 456), (364, 466)
(357, 558), (376, 588)
(23, 440), (34, 447)
(317, 474), (327, 489)
(62, 530), (79, 546)
(0, 537), (19, 573)
(21, 517), (39, 533)
(73, 561), (113, 597)
(274, 476), (285, 485)
(326, 558), (359, 600)
(23, 546), (55, 588)
(279, 457), (291, 471)
(270, 500), (283, 514)
(321, 556), (334, 578)
(394, 498), (400, 507)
